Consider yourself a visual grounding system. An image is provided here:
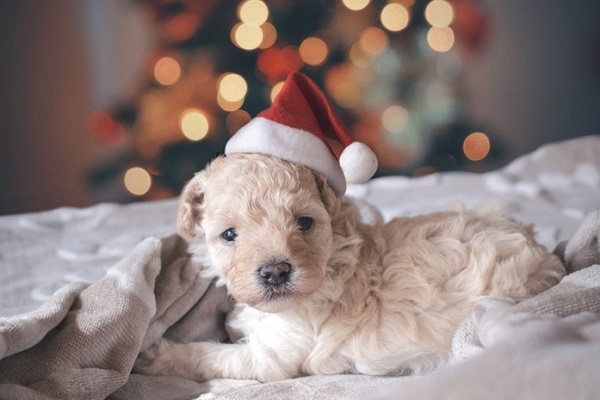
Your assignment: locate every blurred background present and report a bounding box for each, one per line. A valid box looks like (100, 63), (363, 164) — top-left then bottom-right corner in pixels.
(1, 0), (599, 215)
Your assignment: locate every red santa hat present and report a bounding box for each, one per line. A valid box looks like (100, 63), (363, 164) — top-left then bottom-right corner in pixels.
(224, 71), (378, 196)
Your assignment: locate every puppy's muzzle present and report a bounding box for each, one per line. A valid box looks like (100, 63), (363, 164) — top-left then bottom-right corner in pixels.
(258, 262), (292, 286)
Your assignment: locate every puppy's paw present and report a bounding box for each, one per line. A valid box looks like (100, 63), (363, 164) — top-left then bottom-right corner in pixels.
(133, 338), (179, 377)
(133, 338), (211, 381)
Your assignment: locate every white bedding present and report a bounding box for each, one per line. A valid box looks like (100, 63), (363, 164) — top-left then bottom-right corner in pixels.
(0, 135), (599, 399)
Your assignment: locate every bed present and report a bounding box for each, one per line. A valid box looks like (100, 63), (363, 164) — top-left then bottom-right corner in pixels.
(1, 135), (599, 400)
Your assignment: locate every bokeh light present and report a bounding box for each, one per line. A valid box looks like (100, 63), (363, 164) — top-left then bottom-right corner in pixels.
(226, 110), (252, 134)
(342, 0), (371, 11)
(425, 0), (454, 27)
(180, 109), (209, 141)
(382, 105), (409, 134)
(269, 81), (285, 103)
(153, 56), (181, 86)
(463, 132), (490, 161)
(87, 110), (126, 147)
(124, 167), (152, 196)
(325, 67), (361, 108)
(349, 43), (371, 68)
(217, 93), (244, 112)
(359, 27), (389, 56)
(238, 0), (269, 26)
(232, 22), (263, 50)
(380, 3), (410, 32)
(218, 73), (248, 102)
(299, 37), (329, 66)
(427, 26), (455, 52)
(259, 22), (278, 49)
(257, 46), (303, 79)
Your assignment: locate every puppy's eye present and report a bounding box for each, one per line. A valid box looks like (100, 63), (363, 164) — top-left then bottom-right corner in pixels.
(221, 228), (237, 242)
(297, 217), (313, 231)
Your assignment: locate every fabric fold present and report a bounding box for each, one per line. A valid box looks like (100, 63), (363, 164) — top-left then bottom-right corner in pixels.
(0, 235), (230, 400)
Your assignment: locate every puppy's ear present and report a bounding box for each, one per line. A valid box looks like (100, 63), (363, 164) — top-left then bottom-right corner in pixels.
(312, 172), (340, 216)
(177, 174), (205, 239)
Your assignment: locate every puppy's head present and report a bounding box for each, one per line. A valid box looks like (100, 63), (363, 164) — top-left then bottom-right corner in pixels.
(178, 153), (339, 313)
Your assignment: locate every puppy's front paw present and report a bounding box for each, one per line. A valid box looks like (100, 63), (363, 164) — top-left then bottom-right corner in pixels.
(133, 338), (179, 377)
(133, 338), (211, 381)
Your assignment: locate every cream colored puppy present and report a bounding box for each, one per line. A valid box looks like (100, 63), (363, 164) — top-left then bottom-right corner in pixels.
(136, 153), (566, 382)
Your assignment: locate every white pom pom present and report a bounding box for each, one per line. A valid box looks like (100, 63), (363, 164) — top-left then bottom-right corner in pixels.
(339, 142), (378, 184)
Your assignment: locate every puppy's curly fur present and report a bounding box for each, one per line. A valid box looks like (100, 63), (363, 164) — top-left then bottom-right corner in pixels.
(136, 153), (565, 382)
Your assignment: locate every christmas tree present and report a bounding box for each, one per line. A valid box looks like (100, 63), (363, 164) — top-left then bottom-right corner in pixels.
(88, 0), (496, 202)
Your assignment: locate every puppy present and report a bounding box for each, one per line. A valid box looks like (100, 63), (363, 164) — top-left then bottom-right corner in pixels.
(135, 152), (567, 382)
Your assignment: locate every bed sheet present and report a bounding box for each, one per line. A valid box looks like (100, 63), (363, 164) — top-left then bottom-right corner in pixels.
(0, 135), (599, 399)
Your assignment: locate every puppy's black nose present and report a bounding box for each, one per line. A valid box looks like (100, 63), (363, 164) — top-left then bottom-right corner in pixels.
(259, 262), (291, 286)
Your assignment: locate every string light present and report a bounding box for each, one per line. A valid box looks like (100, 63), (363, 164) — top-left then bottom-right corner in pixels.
(382, 105), (409, 134)
(226, 110), (252, 134)
(238, 0), (269, 26)
(124, 167), (152, 196)
(325, 67), (361, 108)
(180, 109), (209, 141)
(218, 73), (248, 103)
(232, 22), (263, 50)
(257, 46), (303, 79)
(349, 43), (371, 68)
(232, 0), (270, 51)
(380, 3), (410, 32)
(270, 81), (285, 103)
(153, 56), (181, 86)
(427, 26), (455, 52)
(359, 27), (389, 56)
(299, 37), (329, 66)
(259, 22), (277, 49)
(342, 0), (371, 11)
(96, 0), (491, 196)
(87, 110), (126, 147)
(463, 132), (490, 161)
(425, 0), (454, 27)
(217, 94), (244, 112)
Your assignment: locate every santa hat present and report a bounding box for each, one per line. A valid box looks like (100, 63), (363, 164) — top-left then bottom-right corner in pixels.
(224, 71), (378, 196)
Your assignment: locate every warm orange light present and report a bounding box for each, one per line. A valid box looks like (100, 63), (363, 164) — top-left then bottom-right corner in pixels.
(180, 109), (209, 141)
(427, 26), (455, 52)
(359, 27), (389, 56)
(349, 43), (371, 68)
(269, 81), (285, 103)
(87, 110), (126, 146)
(380, 3), (410, 32)
(217, 93), (244, 112)
(259, 22), (277, 49)
(463, 132), (490, 161)
(124, 167), (152, 196)
(257, 46), (303, 80)
(226, 110), (252, 134)
(299, 37), (328, 66)
(153, 56), (181, 86)
(325, 67), (361, 108)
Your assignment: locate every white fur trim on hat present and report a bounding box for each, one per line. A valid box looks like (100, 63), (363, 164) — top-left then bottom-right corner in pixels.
(225, 117), (347, 196)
